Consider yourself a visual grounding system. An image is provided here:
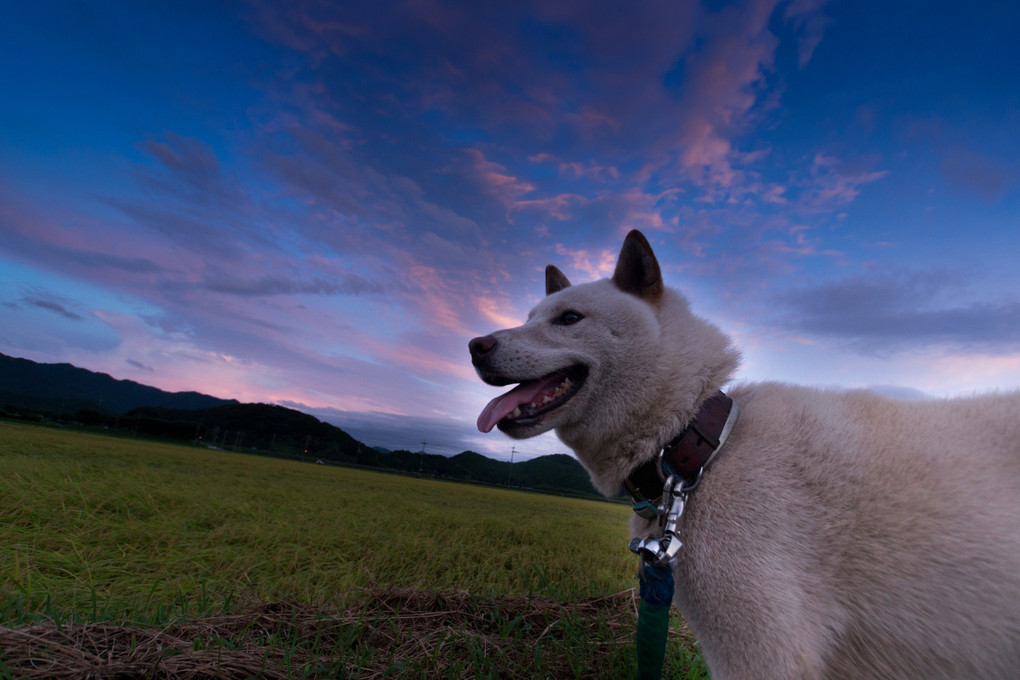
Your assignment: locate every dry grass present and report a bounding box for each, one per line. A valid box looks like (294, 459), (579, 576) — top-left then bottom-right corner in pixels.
(0, 587), (702, 679)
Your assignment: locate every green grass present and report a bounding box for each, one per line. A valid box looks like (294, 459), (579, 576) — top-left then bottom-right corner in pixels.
(0, 420), (708, 678)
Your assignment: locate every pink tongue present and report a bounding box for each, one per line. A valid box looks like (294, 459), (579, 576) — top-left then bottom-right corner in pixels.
(477, 374), (562, 433)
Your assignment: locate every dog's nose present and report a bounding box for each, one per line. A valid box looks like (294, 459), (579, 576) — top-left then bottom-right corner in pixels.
(469, 335), (497, 363)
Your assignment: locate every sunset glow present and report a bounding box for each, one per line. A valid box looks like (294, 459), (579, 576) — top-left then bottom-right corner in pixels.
(2, 1), (1018, 458)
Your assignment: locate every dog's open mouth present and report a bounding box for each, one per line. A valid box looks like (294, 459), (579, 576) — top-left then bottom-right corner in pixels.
(477, 365), (587, 433)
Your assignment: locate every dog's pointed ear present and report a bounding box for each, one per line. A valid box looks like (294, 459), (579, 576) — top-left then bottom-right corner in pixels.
(545, 265), (571, 295)
(612, 230), (663, 302)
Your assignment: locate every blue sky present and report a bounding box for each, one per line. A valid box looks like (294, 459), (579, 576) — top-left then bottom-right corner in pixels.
(1, 1), (1018, 460)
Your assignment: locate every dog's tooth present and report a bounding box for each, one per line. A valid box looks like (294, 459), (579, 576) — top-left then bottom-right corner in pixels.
(510, 406), (522, 419)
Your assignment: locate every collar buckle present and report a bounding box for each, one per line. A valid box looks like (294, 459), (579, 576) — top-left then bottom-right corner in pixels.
(623, 392), (738, 513)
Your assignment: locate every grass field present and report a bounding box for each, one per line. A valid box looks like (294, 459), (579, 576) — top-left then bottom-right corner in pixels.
(0, 420), (708, 678)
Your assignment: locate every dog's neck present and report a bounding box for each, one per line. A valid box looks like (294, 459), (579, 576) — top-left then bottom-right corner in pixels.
(555, 290), (741, 497)
(622, 391), (737, 505)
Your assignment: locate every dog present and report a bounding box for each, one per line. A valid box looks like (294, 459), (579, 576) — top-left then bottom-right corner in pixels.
(469, 230), (1020, 679)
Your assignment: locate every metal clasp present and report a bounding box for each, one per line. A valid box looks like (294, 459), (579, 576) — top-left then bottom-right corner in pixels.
(628, 473), (693, 566)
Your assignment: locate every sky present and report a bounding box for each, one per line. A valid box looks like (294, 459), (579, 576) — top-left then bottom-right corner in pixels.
(1, 1), (1019, 461)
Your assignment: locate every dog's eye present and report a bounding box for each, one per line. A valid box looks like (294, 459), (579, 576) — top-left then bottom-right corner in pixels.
(556, 310), (584, 325)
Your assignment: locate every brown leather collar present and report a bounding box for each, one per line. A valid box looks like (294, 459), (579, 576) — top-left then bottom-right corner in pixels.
(622, 391), (736, 507)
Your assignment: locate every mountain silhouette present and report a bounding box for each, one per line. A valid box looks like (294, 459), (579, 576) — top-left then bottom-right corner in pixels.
(0, 353), (601, 498)
(0, 352), (236, 414)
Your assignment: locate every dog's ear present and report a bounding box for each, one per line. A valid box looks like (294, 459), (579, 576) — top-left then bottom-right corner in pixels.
(546, 265), (571, 295)
(612, 230), (663, 302)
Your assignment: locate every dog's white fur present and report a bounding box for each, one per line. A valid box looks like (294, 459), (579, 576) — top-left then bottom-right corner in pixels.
(471, 230), (1020, 679)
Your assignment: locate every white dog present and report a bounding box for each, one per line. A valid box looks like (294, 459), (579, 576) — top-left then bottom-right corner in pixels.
(470, 230), (1020, 679)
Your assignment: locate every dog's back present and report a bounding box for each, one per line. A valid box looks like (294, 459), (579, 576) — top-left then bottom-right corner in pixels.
(671, 383), (1020, 679)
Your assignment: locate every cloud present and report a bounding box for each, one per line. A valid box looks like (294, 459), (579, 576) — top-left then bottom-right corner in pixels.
(907, 120), (1019, 203)
(798, 153), (888, 209)
(777, 270), (1020, 354)
(939, 144), (1019, 202)
(11, 0), (1016, 465)
(247, 0), (831, 207)
(126, 358), (154, 372)
(552, 245), (616, 280)
(140, 133), (220, 179)
(62, 250), (164, 274)
(783, 0), (831, 69)
(527, 153), (620, 182)
(511, 193), (588, 221)
(203, 273), (385, 297)
(133, 132), (247, 213)
(22, 296), (84, 321)
(234, 0), (858, 311)
(0, 187), (168, 284)
(463, 148), (535, 205)
(294, 405), (477, 456)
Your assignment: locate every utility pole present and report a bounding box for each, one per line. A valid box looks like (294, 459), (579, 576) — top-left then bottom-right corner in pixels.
(507, 446), (516, 487)
(419, 441), (427, 473)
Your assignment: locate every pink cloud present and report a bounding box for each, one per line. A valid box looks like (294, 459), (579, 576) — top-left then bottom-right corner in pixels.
(762, 230), (843, 259)
(463, 148), (535, 205)
(248, 0), (836, 214)
(801, 153), (889, 209)
(527, 153), (620, 182)
(553, 245), (617, 280)
(564, 107), (623, 137)
(474, 295), (527, 329)
(657, 2), (782, 194)
(246, 0), (370, 61)
(511, 193), (588, 221)
(760, 184), (788, 204)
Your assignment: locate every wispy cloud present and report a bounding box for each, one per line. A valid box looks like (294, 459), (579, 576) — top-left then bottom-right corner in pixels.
(202, 273), (386, 297)
(126, 358), (154, 372)
(784, 0), (831, 69)
(777, 269), (1020, 354)
(939, 144), (1019, 202)
(22, 296), (84, 321)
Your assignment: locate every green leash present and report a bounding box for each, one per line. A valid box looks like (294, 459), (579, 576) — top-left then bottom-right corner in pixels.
(636, 559), (674, 679)
(630, 474), (689, 680)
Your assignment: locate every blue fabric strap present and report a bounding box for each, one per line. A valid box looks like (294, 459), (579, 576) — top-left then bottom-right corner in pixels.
(639, 559), (674, 607)
(636, 560), (674, 679)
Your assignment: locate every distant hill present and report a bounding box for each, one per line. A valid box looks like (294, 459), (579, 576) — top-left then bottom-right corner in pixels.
(0, 352), (236, 415)
(0, 352), (601, 498)
(354, 449), (599, 497)
(514, 454), (596, 495)
(124, 402), (366, 462)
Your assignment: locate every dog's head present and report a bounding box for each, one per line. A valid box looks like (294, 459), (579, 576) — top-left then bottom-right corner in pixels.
(469, 230), (668, 442)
